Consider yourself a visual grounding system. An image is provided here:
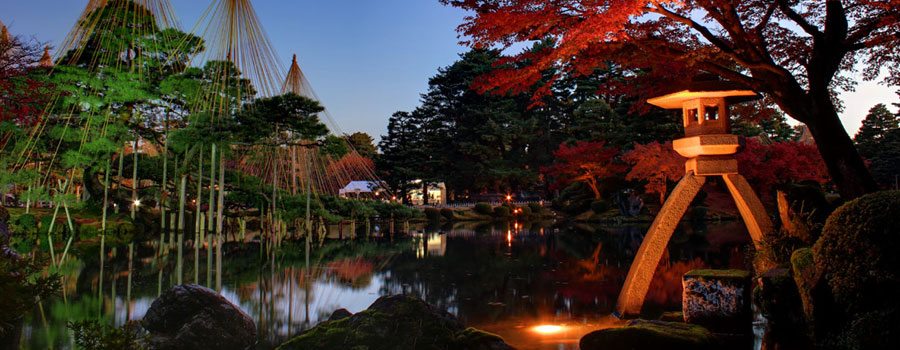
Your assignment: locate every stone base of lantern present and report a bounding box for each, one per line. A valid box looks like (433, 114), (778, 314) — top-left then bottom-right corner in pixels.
(686, 156), (738, 176)
(682, 269), (753, 334)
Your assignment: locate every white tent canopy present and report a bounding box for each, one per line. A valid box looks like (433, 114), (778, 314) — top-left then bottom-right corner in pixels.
(339, 181), (383, 196)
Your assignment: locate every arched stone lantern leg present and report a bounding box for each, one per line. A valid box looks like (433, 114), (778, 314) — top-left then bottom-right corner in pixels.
(615, 76), (773, 318)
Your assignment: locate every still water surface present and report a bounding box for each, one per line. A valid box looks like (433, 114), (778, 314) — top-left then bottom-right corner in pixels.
(23, 220), (751, 349)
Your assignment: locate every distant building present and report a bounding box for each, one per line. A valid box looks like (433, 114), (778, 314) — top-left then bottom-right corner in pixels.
(796, 124), (816, 145)
(339, 181), (385, 199)
(408, 180), (446, 206)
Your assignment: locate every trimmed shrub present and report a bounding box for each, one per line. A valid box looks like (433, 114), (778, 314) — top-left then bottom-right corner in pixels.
(440, 208), (454, 220)
(493, 206), (510, 218)
(528, 202), (543, 214)
(474, 203), (493, 215)
(590, 200), (610, 214)
(813, 191), (900, 317)
(424, 208), (442, 222)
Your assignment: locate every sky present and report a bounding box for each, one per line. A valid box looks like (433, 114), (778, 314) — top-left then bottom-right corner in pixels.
(1, 0), (897, 141)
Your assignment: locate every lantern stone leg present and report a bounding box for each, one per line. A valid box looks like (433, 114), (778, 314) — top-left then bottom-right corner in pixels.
(615, 173), (707, 317)
(723, 173), (770, 243)
(614, 75), (776, 317)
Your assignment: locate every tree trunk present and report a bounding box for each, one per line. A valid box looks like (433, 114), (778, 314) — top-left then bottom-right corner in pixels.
(804, 106), (878, 200)
(587, 179), (602, 200)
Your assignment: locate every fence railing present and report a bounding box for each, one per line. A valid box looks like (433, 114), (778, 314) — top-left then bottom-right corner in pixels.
(414, 200), (544, 209)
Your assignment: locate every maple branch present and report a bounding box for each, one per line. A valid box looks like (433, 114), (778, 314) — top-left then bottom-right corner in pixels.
(753, 1), (779, 34)
(645, 4), (734, 53)
(776, 0), (823, 39)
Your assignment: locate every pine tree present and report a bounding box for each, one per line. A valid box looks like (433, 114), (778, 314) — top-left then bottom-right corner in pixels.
(855, 104), (899, 159)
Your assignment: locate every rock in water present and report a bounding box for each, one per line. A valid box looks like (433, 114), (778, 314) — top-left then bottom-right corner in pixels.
(580, 320), (714, 350)
(682, 269), (752, 334)
(278, 295), (513, 350)
(142, 284), (256, 350)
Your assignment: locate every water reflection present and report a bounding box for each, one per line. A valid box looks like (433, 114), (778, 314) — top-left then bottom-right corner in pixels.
(23, 220), (750, 350)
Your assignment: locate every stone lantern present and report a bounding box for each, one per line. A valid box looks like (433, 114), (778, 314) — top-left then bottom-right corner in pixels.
(615, 76), (773, 317)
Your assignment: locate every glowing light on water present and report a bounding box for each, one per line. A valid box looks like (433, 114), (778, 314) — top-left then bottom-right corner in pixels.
(532, 324), (565, 335)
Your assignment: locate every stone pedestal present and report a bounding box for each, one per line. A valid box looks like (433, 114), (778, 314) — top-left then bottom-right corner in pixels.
(683, 269), (752, 334)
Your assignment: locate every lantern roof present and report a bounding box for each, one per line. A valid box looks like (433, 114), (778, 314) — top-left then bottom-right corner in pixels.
(648, 74), (760, 109)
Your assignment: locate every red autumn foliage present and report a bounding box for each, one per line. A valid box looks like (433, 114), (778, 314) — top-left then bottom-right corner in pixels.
(737, 138), (829, 195)
(542, 141), (626, 200)
(0, 34), (51, 128)
(622, 141), (686, 205)
(443, 0), (900, 199)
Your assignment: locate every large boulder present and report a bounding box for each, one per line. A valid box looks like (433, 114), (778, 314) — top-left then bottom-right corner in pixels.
(278, 295), (513, 350)
(580, 319), (714, 350)
(142, 284), (256, 350)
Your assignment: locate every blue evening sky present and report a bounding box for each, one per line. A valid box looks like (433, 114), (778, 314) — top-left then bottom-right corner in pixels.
(1, 0), (896, 140)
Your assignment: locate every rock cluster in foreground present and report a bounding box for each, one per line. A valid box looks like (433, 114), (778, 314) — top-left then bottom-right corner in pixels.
(278, 295), (513, 350)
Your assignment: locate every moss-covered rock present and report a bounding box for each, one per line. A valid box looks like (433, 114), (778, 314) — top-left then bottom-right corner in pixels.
(580, 320), (714, 350)
(813, 191), (900, 316)
(790, 248), (817, 324)
(277, 295), (513, 350)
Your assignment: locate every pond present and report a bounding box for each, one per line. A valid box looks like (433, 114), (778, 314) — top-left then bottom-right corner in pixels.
(22, 220), (753, 349)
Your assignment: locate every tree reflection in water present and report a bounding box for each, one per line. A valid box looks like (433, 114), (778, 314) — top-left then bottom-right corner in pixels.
(22, 221), (749, 350)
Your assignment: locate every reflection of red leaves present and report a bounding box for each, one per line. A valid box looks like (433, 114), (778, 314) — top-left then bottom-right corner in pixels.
(645, 257), (708, 308)
(327, 258), (374, 283)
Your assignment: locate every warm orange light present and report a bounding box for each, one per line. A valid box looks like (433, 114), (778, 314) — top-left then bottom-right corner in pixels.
(506, 195), (512, 201)
(532, 325), (565, 335)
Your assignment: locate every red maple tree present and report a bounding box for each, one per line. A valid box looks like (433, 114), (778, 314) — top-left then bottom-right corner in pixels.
(0, 32), (52, 136)
(737, 138), (830, 195)
(622, 141), (686, 205)
(543, 141), (626, 199)
(443, 0), (900, 200)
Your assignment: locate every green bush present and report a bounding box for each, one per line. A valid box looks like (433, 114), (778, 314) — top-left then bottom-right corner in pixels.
(440, 208), (454, 219)
(528, 202), (543, 214)
(590, 200), (610, 214)
(813, 191), (900, 317)
(80, 225), (101, 239)
(493, 206), (511, 218)
(69, 320), (145, 350)
(424, 208), (442, 222)
(11, 214), (38, 236)
(474, 203), (493, 215)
